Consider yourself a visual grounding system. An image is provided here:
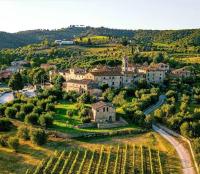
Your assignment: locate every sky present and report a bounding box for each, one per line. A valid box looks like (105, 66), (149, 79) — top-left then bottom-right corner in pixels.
(0, 0), (200, 33)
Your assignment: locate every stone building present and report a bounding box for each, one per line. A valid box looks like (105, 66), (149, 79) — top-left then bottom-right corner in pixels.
(0, 70), (12, 80)
(122, 57), (167, 84)
(138, 66), (166, 83)
(49, 68), (87, 82)
(171, 67), (191, 78)
(63, 79), (102, 96)
(91, 101), (116, 123)
(85, 70), (123, 88)
(122, 57), (137, 72)
(153, 63), (170, 72)
(40, 63), (57, 71)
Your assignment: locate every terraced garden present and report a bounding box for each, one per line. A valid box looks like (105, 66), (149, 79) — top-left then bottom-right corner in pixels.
(28, 144), (181, 174)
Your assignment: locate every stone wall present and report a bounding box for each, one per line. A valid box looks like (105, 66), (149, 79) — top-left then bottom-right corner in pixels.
(76, 123), (97, 129)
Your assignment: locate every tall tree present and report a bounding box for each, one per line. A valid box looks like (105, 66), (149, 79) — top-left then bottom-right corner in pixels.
(8, 72), (24, 91)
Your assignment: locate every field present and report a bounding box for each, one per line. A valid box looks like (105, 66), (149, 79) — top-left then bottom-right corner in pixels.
(176, 57), (200, 64)
(74, 35), (110, 44)
(28, 143), (180, 174)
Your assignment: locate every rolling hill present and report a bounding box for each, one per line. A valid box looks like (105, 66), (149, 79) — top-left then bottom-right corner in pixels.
(0, 26), (200, 49)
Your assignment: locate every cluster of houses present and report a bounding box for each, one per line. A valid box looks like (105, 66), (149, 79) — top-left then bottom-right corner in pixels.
(48, 57), (192, 96)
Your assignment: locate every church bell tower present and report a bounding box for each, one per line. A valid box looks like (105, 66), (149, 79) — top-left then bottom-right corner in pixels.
(122, 56), (128, 72)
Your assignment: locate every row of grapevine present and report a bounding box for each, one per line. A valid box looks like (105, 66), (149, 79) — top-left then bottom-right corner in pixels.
(77, 150), (87, 174)
(68, 151), (80, 174)
(104, 146), (111, 174)
(122, 144), (127, 174)
(51, 151), (65, 174)
(59, 151), (72, 174)
(95, 146), (104, 174)
(28, 144), (169, 174)
(113, 145), (120, 174)
(43, 151), (59, 174)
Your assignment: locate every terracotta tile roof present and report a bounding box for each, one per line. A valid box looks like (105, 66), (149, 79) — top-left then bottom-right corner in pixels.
(139, 66), (165, 72)
(91, 101), (113, 110)
(0, 70), (12, 79)
(89, 70), (122, 76)
(171, 67), (190, 73)
(41, 63), (56, 69)
(65, 79), (98, 86)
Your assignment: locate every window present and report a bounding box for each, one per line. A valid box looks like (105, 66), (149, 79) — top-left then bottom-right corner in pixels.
(103, 108), (105, 112)
(107, 107), (109, 112)
(112, 82), (114, 85)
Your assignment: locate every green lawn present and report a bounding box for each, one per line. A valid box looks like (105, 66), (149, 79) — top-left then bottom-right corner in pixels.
(51, 102), (140, 136)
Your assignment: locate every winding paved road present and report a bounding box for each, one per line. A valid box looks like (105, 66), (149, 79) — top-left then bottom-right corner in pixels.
(144, 95), (196, 174)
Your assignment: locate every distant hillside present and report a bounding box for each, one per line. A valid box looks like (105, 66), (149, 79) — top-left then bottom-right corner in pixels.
(0, 26), (200, 48)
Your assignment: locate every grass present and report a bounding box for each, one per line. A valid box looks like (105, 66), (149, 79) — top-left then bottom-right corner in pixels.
(51, 102), (141, 136)
(176, 57), (200, 64)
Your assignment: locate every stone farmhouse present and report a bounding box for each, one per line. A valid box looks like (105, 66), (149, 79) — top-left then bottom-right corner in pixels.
(171, 67), (191, 78)
(63, 79), (102, 96)
(41, 63), (57, 71)
(91, 101), (116, 123)
(6, 60), (30, 73)
(0, 70), (12, 80)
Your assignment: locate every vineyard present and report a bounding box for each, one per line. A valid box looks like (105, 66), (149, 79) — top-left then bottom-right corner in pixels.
(27, 144), (180, 174)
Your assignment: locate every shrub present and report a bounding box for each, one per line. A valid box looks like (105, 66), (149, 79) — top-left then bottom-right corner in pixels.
(0, 135), (8, 147)
(67, 111), (73, 117)
(45, 103), (55, 112)
(8, 137), (19, 152)
(5, 107), (17, 118)
(30, 128), (47, 145)
(0, 105), (6, 116)
(102, 88), (115, 102)
(32, 107), (43, 115)
(38, 113), (54, 128)
(112, 91), (127, 106)
(63, 91), (78, 102)
(13, 103), (21, 112)
(82, 117), (91, 123)
(21, 104), (34, 114)
(16, 112), (26, 121)
(79, 107), (90, 118)
(17, 126), (30, 140)
(0, 118), (13, 131)
(37, 100), (47, 110)
(25, 113), (39, 125)
(47, 96), (57, 103)
(78, 93), (91, 104)
(27, 98), (38, 105)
